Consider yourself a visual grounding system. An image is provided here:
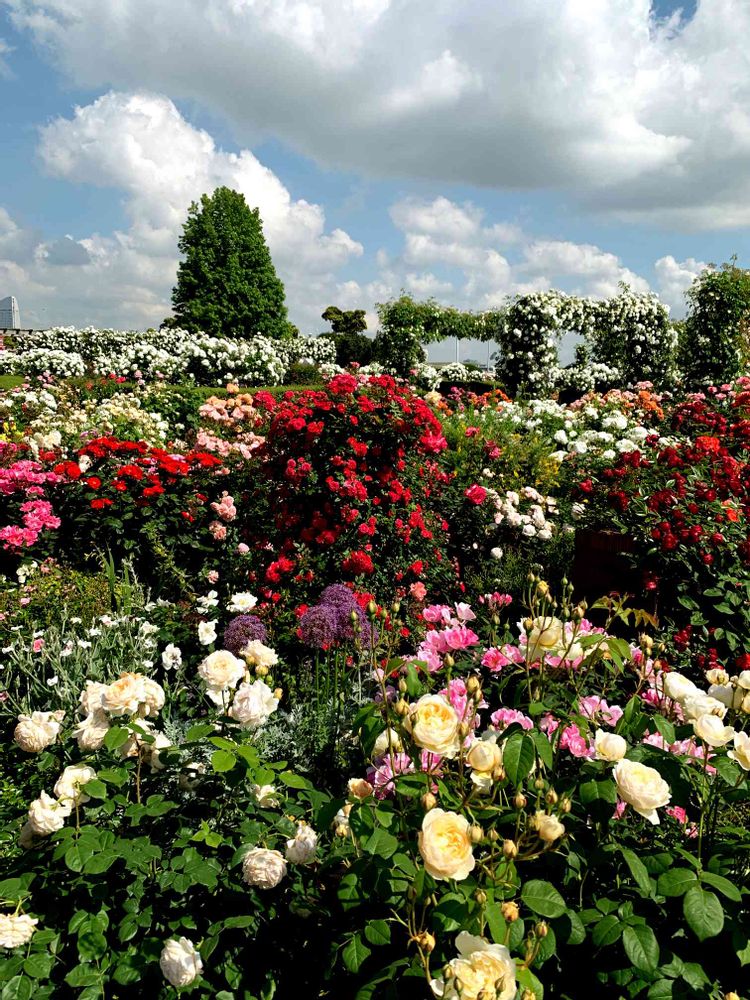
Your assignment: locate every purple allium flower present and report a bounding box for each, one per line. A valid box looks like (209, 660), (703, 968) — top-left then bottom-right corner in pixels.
(319, 584), (358, 610)
(223, 615), (267, 656)
(331, 603), (379, 647)
(299, 605), (338, 649)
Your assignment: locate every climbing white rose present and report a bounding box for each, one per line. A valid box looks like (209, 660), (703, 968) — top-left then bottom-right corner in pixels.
(27, 791), (72, 836)
(14, 710), (65, 753)
(285, 822), (318, 865)
(0, 914), (38, 949)
(229, 679), (279, 729)
(54, 764), (97, 805)
(242, 847), (287, 889)
(159, 937), (203, 988)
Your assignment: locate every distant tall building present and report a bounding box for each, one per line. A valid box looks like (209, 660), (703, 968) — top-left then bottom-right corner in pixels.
(0, 296), (20, 328)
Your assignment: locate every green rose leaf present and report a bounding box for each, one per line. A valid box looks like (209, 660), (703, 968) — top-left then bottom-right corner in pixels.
(342, 934), (372, 974)
(700, 871), (741, 902)
(364, 828), (398, 859)
(363, 920), (391, 947)
(210, 749), (237, 773)
(1, 976), (33, 1000)
(657, 868), (697, 898)
(502, 731), (535, 786)
(103, 727), (130, 751)
(592, 914), (622, 948)
(623, 924), (659, 973)
(683, 886), (724, 942)
(621, 848), (652, 895)
(521, 879), (566, 918)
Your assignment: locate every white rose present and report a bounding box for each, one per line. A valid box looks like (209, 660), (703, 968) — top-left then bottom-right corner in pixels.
(198, 621), (217, 646)
(159, 937), (203, 988)
(594, 729), (628, 762)
(101, 673), (147, 716)
(14, 710), (65, 752)
(285, 822), (318, 865)
(242, 847), (287, 889)
(682, 693), (728, 721)
(372, 729), (403, 759)
(705, 668), (729, 686)
(198, 650), (245, 696)
(240, 640), (278, 669)
(613, 759), (671, 825)
(227, 592), (258, 613)
(54, 764), (97, 805)
(418, 809), (475, 881)
(466, 739), (502, 774)
(662, 672), (698, 703)
(27, 791), (72, 836)
(142, 678), (165, 716)
(252, 784), (280, 808)
(430, 932), (516, 1000)
(0, 914), (38, 949)
(727, 731), (750, 770)
(408, 695), (461, 758)
(229, 679), (279, 730)
(737, 670), (750, 690)
(693, 714), (735, 747)
(161, 644), (182, 671)
(533, 811), (565, 843)
(79, 681), (108, 715)
(74, 711), (110, 751)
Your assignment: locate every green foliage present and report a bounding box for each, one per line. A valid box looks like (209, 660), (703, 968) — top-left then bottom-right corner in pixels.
(321, 306), (367, 337)
(681, 259), (750, 386)
(283, 361), (323, 386)
(170, 187), (288, 340)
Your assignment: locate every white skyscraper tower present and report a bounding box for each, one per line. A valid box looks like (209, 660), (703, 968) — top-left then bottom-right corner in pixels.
(0, 296), (20, 328)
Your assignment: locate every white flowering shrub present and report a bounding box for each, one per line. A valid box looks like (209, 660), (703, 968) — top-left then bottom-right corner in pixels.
(3, 327), (288, 386)
(589, 288), (675, 388)
(278, 335), (337, 368)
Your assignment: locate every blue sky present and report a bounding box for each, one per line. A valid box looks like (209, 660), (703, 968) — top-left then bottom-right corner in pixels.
(1, 0), (748, 359)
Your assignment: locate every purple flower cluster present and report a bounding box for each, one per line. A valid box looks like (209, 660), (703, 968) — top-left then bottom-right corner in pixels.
(223, 615), (268, 656)
(299, 584), (379, 649)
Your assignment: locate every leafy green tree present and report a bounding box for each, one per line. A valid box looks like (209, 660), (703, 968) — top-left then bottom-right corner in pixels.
(321, 306), (372, 366)
(170, 187), (288, 339)
(680, 258), (750, 385)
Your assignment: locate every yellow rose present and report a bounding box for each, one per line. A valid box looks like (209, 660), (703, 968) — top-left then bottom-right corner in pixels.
(728, 731), (750, 770)
(533, 811), (565, 843)
(466, 739), (502, 773)
(594, 729), (628, 761)
(418, 808), (475, 881)
(614, 759), (671, 825)
(693, 714), (735, 747)
(526, 616), (565, 661)
(409, 695), (461, 758)
(430, 932), (516, 1000)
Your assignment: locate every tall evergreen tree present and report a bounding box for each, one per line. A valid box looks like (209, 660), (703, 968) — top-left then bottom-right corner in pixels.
(170, 187), (288, 338)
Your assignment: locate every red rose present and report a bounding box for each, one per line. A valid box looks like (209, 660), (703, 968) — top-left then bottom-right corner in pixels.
(465, 484), (487, 505)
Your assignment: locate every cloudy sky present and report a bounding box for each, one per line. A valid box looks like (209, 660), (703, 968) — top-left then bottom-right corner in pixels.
(1, 0), (749, 359)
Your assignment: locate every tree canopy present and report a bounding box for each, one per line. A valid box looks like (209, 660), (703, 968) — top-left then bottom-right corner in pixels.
(170, 187), (289, 339)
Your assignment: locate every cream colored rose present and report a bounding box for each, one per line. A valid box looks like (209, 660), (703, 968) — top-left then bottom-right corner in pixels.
(409, 695), (461, 758)
(159, 937), (203, 988)
(682, 693), (728, 722)
(594, 729), (628, 762)
(14, 710), (65, 752)
(533, 811), (565, 843)
(240, 640), (279, 669)
(466, 738), (502, 773)
(707, 683), (743, 710)
(728, 731), (750, 770)
(285, 822), (318, 865)
(614, 759), (671, 825)
(0, 913), (38, 949)
(526, 616), (565, 661)
(252, 784), (280, 808)
(198, 650), (245, 698)
(27, 791), (72, 836)
(693, 714), (735, 747)
(54, 764), (96, 806)
(142, 678), (165, 716)
(418, 809), (475, 881)
(372, 729), (403, 759)
(737, 670), (750, 690)
(101, 673), (148, 716)
(705, 668), (729, 686)
(430, 932), (516, 1000)
(662, 671), (698, 703)
(242, 847), (287, 888)
(79, 681), (108, 716)
(229, 679), (279, 729)
(74, 712), (110, 751)
(347, 778), (374, 800)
